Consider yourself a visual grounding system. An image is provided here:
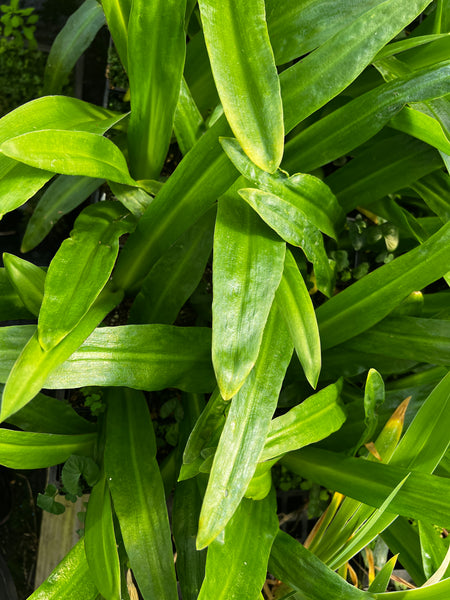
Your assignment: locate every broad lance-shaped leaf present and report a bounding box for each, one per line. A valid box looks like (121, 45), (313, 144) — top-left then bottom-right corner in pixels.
(127, 0), (186, 179)
(21, 175), (104, 253)
(0, 96), (125, 217)
(270, 530), (450, 600)
(212, 191), (285, 400)
(199, 0), (283, 172)
(238, 188), (334, 297)
(0, 130), (136, 186)
(280, 0), (435, 133)
(43, 0), (106, 95)
(28, 539), (98, 600)
(275, 250), (321, 388)
(317, 220), (450, 350)
(0, 286), (123, 421)
(221, 137), (344, 239)
(198, 491), (278, 600)
(389, 105), (450, 156)
(85, 474), (121, 600)
(114, 0), (434, 293)
(0, 429), (96, 469)
(3, 254), (45, 317)
(101, 0), (132, 71)
(283, 60), (450, 174)
(129, 207), (215, 325)
(105, 388), (178, 600)
(0, 323), (215, 396)
(197, 303), (293, 549)
(282, 447), (450, 529)
(260, 380), (345, 462)
(0, 269), (34, 320)
(38, 202), (135, 350)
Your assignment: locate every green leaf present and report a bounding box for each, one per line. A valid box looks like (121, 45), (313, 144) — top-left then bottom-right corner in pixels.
(280, 0), (435, 132)
(3, 391), (96, 435)
(368, 554), (398, 593)
(43, 0), (106, 94)
(21, 175), (104, 253)
(375, 33), (450, 60)
(129, 206), (215, 325)
(238, 188), (334, 297)
(0, 130), (136, 185)
(342, 317), (450, 366)
(382, 518), (426, 586)
(85, 475), (121, 600)
(212, 191), (285, 399)
(108, 181), (154, 218)
(113, 116), (236, 293)
(3, 253), (45, 316)
(174, 77), (206, 155)
(61, 454), (100, 496)
(419, 520), (448, 579)
(173, 478), (207, 600)
(0, 286), (123, 421)
(275, 250), (321, 387)
(283, 60), (450, 174)
(37, 486), (66, 515)
(282, 447), (450, 528)
(390, 105), (450, 156)
(127, 0), (186, 179)
(221, 137), (344, 239)
(38, 202), (135, 350)
(0, 323), (215, 395)
(105, 388), (178, 600)
(0, 428), (96, 469)
(199, 0), (283, 172)
(357, 369), (385, 449)
(28, 539), (98, 600)
(412, 171), (450, 222)
(0, 268), (33, 320)
(101, 0), (131, 70)
(260, 380), (345, 462)
(197, 303), (293, 548)
(198, 492), (279, 600)
(317, 221), (450, 350)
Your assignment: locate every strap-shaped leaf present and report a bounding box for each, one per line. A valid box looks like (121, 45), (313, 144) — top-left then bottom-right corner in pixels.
(0, 286), (123, 421)
(199, 0), (283, 172)
(212, 192), (286, 400)
(275, 250), (321, 387)
(238, 188), (334, 297)
(101, 0), (132, 70)
(1, 130), (136, 185)
(0, 269), (33, 320)
(282, 447), (450, 529)
(280, 0), (435, 132)
(412, 171), (450, 222)
(260, 380), (345, 462)
(105, 388), (178, 600)
(129, 207), (215, 325)
(28, 539), (98, 600)
(43, 0), (106, 95)
(198, 303), (293, 548)
(0, 323), (215, 395)
(198, 492), (278, 600)
(221, 137), (344, 239)
(21, 175), (104, 253)
(127, 0), (187, 179)
(38, 202), (135, 350)
(390, 105), (450, 156)
(283, 60), (450, 174)
(3, 254), (45, 317)
(174, 77), (206, 155)
(317, 221), (450, 350)
(85, 475), (121, 600)
(0, 429), (96, 469)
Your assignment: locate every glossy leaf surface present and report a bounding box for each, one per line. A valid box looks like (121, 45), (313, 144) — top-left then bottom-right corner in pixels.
(21, 175), (104, 253)
(0, 428), (96, 469)
(198, 492), (278, 600)
(212, 192), (285, 399)
(101, 0), (132, 70)
(199, 0), (283, 172)
(38, 202), (135, 349)
(198, 304), (293, 548)
(275, 250), (321, 387)
(127, 0), (187, 179)
(85, 475), (121, 600)
(0, 269), (33, 320)
(105, 388), (178, 600)
(3, 254), (45, 317)
(317, 221), (450, 349)
(43, 0), (106, 94)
